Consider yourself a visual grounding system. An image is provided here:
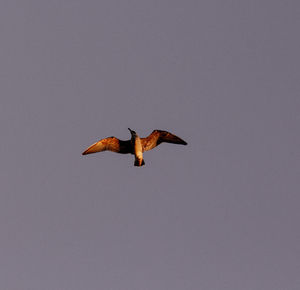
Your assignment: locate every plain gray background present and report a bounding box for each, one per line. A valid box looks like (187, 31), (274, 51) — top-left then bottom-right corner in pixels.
(1, 0), (299, 289)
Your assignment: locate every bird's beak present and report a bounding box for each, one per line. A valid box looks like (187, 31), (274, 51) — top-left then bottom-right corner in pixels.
(128, 128), (132, 133)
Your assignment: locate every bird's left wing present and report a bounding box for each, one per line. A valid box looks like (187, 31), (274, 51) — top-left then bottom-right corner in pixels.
(82, 137), (131, 155)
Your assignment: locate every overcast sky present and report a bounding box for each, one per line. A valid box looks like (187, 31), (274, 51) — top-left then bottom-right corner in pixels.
(1, 1), (299, 289)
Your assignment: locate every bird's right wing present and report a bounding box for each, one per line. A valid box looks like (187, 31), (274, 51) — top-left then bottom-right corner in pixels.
(82, 137), (131, 155)
(141, 130), (187, 152)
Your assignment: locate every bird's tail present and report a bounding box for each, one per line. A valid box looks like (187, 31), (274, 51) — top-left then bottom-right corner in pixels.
(134, 158), (145, 167)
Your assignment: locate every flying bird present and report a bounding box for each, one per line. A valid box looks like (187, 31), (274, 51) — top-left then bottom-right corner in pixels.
(82, 128), (187, 166)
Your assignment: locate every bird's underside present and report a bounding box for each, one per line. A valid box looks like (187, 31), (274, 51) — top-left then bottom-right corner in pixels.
(82, 129), (187, 166)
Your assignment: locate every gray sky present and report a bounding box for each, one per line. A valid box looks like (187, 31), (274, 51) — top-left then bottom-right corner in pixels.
(1, 0), (299, 289)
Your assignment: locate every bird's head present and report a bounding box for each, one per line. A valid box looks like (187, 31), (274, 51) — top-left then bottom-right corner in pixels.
(128, 128), (137, 138)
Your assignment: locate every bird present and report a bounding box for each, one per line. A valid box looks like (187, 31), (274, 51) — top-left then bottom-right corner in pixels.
(82, 128), (187, 166)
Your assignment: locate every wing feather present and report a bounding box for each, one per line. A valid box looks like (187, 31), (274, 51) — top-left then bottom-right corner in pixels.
(141, 130), (187, 152)
(82, 137), (131, 155)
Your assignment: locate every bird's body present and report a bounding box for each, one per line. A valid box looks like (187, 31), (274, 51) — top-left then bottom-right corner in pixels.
(132, 131), (145, 166)
(82, 128), (187, 166)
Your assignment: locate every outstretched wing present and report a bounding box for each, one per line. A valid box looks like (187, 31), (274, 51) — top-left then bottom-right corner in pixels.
(82, 137), (131, 155)
(141, 130), (187, 152)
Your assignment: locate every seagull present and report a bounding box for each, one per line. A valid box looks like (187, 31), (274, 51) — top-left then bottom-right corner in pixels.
(82, 128), (187, 166)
